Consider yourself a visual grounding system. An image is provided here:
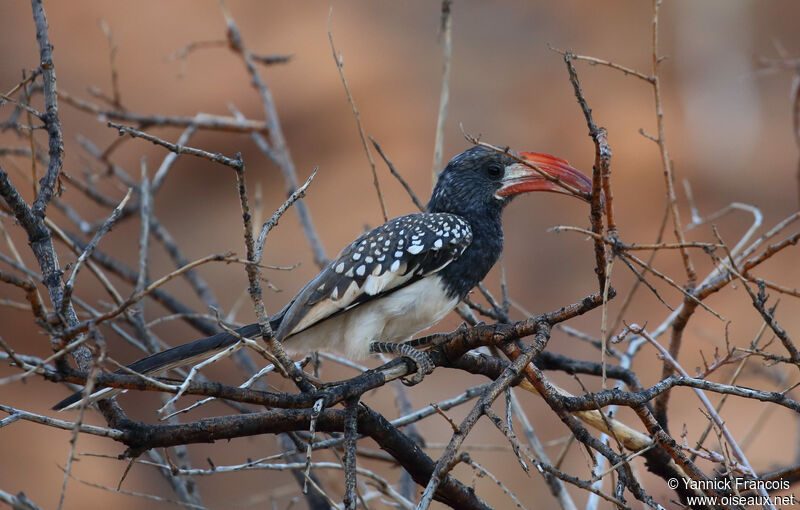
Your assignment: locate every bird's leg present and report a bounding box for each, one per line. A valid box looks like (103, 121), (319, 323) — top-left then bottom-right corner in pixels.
(369, 341), (434, 386)
(404, 321), (480, 350)
(403, 332), (449, 349)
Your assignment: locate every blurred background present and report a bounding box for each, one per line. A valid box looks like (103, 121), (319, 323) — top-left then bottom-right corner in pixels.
(1, 1), (799, 508)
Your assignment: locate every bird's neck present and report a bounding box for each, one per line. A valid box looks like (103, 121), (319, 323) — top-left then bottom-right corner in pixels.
(434, 207), (504, 299)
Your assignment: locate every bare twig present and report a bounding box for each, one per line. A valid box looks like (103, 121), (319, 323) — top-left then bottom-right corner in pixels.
(0, 404), (123, 439)
(57, 328), (106, 510)
(633, 325), (776, 509)
(431, 0), (453, 184)
(30, 0), (63, 218)
(550, 225), (720, 251)
(98, 19), (123, 110)
(151, 124), (197, 192)
(58, 89), (268, 133)
(370, 136), (426, 211)
(108, 121), (243, 170)
(418, 324), (550, 509)
(61, 189), (132, 317)
(343, 398), (359, 510)
(21, 70), (39, 197)
(649, 1), (695, 288)
(254, 169), (317, 263)
(327, 8), (388, 221)
(712, 228), (800, 373)
(467, 460), (527, 510)
(549, 45), (655, 83)
(0, 489), (42, 510)
(62, 252), (235, 339)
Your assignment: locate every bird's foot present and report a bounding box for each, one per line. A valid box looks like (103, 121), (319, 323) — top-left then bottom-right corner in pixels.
(456, 320), (484, 331)
(370, 341), (434, 386)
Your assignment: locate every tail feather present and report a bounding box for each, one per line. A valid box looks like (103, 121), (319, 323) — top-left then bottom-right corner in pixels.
(52, 322), (263, 411)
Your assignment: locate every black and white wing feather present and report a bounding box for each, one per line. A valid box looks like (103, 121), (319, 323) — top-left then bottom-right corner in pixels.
(275, 213), (472, 341)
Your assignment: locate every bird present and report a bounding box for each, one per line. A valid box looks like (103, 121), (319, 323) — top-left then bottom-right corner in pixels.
(53, 145), (592, 411)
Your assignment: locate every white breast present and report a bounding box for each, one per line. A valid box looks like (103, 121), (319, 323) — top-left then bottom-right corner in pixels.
(284, 276), (458, 359)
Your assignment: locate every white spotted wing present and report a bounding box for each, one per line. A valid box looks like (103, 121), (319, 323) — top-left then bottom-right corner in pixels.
(275, 213), (472, 341)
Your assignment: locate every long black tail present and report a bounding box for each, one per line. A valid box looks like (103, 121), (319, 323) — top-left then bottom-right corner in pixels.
(52, 322), (263, 411)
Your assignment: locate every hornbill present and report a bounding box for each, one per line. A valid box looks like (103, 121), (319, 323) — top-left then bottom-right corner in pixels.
(54, 145), (592, 411)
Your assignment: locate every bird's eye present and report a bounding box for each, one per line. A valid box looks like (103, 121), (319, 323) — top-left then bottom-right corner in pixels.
(486, 164), (504, 179)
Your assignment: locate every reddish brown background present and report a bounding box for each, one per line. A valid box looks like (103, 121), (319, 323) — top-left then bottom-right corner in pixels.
(1, 1), (799, 508)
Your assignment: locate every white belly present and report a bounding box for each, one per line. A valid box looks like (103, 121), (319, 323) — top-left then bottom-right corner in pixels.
(284, 276), (458, 359)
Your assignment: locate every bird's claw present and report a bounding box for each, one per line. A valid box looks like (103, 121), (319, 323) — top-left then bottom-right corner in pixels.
(400, 350), (434, 386)
(370, 341), (434, 386)
(457, 321), (483, 331)
(400, 373), (424, 386)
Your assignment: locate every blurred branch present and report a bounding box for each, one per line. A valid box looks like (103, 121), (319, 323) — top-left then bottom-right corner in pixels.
(219, 3), (329, 268)
(431, 0), (453, 185)
(754, 51), (800, 204)
(0, 489), (42, 510)
(97, 19), (123, 110)
(59, 89), (269, 133)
